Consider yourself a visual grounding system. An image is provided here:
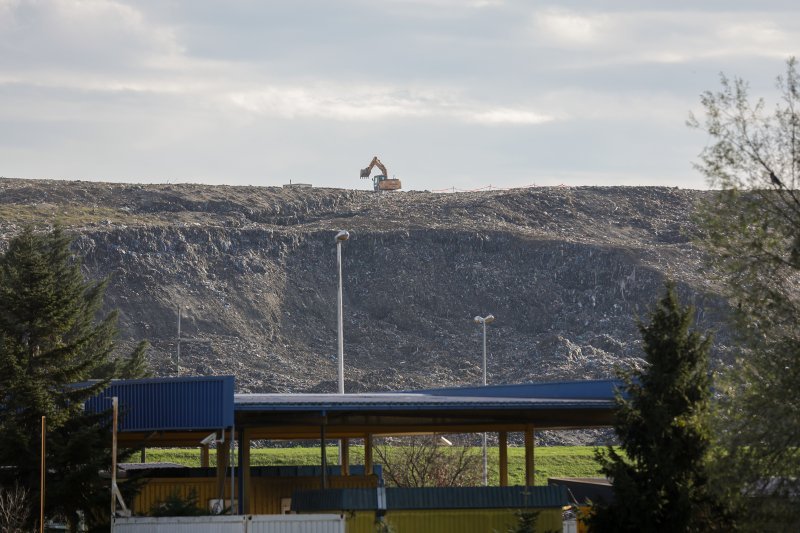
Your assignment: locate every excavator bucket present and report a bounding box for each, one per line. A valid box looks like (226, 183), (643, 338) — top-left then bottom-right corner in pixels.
(359, 167), (370, 178)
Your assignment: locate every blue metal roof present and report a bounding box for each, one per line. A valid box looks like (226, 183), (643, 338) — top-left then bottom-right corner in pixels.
(234, 379), (622, 413)
(406, 379), (624, 399)
(234, 392), (614, 412)
(83, 377), (619, 435)
(85, 375), (234, 432)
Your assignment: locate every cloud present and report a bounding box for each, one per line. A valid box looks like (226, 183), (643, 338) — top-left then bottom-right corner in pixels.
(1, 1), (799, 188)
(534, 9), (609, 45)
(0, 0), (182, 72)
(227, 85), (555, 125)
(465, 108), (555, 125)
(530, 8), (798, 65)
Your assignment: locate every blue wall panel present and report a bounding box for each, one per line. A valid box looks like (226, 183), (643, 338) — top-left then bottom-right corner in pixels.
(85, 376), (234, 431)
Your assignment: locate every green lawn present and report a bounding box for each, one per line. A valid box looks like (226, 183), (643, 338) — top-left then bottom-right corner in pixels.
(145, 446), (605, 486)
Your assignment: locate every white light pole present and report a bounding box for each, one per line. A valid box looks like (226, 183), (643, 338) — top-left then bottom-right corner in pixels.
(335, 231), (350, 393)
(474, 313), (495, 486)
(176, 304), (182, 376)
(335, 230), (350, 472)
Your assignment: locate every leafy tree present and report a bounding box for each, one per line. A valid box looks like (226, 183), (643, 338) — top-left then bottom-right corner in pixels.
(588, 283), (734, 532)
(689, 57), (800, 529)
(373, 435), (483, 487)
(0, 226), (148, 531)
(0, 483), (32, 532)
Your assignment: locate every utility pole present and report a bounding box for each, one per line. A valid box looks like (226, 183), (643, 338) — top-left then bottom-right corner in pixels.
(474, 314), (495, 486)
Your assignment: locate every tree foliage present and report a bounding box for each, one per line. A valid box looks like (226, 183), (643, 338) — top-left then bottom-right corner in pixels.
(373, 435), (484, 487)
(0, 226), (149, 531)
(589, 284), (734, 532)
(689, 58), (800, 529)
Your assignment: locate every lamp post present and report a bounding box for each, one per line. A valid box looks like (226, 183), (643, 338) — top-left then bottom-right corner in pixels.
(335, 231), (350, 473)
(176, 304), (182, 376)
(176, 304), (190, 376)
(335, 230), (350, 394)
(474, 314), (495, 486)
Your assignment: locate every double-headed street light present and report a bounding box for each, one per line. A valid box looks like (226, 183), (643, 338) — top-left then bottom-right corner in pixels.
(473, 314), (495, 388)
(335, 230), (350, 394)
(474, 313), (495, 486)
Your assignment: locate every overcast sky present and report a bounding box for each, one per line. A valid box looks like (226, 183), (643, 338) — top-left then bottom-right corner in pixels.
(1, 1), (798, 191)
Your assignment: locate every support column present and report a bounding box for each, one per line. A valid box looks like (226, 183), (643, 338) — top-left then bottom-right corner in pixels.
(320, 421), (328, 489)
(201, 444), (210, 468)
(499, 431), (508, 487)
(341, 438), (350, 476)
(364, 434), (373, 476)
(140, 448), (146, 463)
(216, 431), (230, 501)
(239, 429), (251, 514)
(524, 425), (535, 487)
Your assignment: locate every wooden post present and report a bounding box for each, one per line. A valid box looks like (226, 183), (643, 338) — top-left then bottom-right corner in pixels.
(341, 438), (350, 476)
(140, 448), (146, 463)
(111, 398), (118, 519)
(499, 431), (508, 487)
(364, 434), (373, 476)
(320, 423), (328, 489)
(216, 431), (229, 502)
(524, 425), (535, 487)
(241, 429), (251, 514)
(40, 416), (45, 533)
(201, 444), (210, 468)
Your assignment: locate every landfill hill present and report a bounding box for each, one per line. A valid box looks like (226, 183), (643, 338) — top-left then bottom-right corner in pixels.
(0, 178), (731, 398)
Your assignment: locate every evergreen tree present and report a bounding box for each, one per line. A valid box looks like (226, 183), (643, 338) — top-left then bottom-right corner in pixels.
(588, 283), (734, 533)
(0, 226), (148, 531)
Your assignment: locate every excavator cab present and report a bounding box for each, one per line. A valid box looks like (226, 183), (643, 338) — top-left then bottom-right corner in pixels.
(360, 156), (402, 191)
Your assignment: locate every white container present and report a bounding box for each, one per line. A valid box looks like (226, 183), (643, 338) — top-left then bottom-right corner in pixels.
(112, 514), (344, 533)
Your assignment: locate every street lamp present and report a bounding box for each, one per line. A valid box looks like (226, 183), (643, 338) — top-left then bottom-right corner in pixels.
(176, 304), (187, 376)
(335, 231), (350, 393)
(474, 313), (495, 486)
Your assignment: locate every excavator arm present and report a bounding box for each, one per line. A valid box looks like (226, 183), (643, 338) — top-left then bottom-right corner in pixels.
(360, 156), (388, 178)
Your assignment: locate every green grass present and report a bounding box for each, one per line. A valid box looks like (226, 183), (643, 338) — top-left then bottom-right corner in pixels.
(145, 446), (605, 486)
(0, 204), (130, 226)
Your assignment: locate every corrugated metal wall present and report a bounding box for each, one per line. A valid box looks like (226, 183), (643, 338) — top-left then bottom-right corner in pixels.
(248, 515), (345, 533)
(113, 515), (344, 533)
(86, 376), (234, 431)
(250, 477), (379, 515)
(132, 478), (225, 515)
(113, 515), (245, 533)
(342, 512), (376, 533)
(330, 509), (562, 533)
(382, 509), (562, 533)
(134, 476), (378, 516)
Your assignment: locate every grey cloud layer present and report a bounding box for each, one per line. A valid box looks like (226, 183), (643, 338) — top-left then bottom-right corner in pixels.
(0, 0), (798, 188)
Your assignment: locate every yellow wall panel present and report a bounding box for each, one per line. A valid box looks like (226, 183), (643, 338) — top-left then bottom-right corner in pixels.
(132, 478), (222, 515)
(383, 508), (562, 533)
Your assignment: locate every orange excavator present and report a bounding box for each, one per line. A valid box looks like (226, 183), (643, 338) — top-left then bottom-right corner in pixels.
(360, 156), (402, 191)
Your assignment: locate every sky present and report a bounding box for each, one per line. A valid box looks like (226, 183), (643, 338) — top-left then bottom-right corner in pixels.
(1, 1), (799, 192)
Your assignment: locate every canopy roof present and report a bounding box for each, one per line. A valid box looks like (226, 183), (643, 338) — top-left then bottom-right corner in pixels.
(86, 376), (621, 446)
